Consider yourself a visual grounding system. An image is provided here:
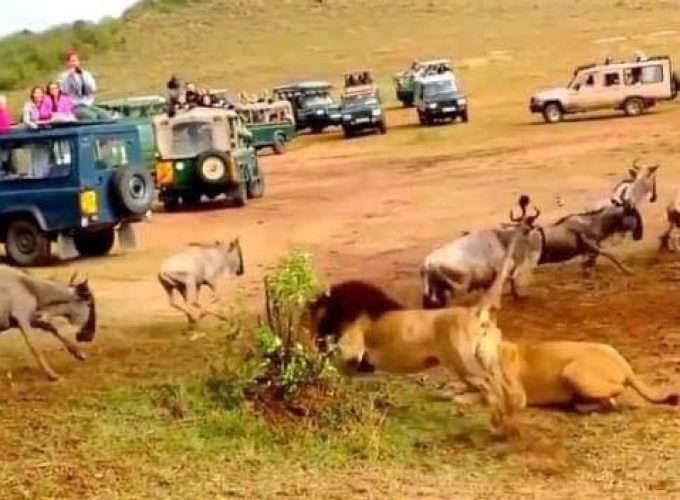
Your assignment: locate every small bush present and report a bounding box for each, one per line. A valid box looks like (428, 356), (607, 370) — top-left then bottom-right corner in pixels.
(205, 250), (337, 411)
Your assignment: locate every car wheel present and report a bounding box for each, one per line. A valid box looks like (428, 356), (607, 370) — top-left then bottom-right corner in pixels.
(113, 166), (154, 216)
(74, 228), (115, 257)
(247, 175), (265, 199)
(343, 126), (354, 139)
(273, 134), (287, 155)
(542, 103), (563, 123)
(6, 219), (51, 266)
(418, 111), (428, 126)
(623, 97), (645, 117)
(378, 121), (387, 134)
(310, 125), (325, 134)
(197, 151), (230, 184)
(232, 182), (248, 207)
(460, 110), (469, 123)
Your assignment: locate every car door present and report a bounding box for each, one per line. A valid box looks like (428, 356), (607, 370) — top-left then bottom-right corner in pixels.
(571, 72), (601, 111)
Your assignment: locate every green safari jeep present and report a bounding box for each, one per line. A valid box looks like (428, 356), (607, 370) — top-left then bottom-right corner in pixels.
(238, 100), (296, 155)
(393, 59), (452, 107)
(272, 82), (342, 133)
(99, 95), (167, 171)
(152, 108), (264, 210)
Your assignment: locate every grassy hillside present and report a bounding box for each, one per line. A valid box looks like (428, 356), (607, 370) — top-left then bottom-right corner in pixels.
(4, 0), (680, 113)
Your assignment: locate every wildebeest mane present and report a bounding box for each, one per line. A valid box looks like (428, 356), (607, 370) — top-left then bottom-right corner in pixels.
(554, 207), (606, 226)
(308, 280), (404, 344)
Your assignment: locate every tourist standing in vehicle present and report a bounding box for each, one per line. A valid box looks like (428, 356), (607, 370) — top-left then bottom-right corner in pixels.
(58, 50), (110, 120)
(0, 95), (12, 133)
(46, 81), (76, 122)
(23, 86), (52, 129)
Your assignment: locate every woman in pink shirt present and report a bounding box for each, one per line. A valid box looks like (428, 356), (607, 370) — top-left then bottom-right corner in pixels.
(0, 95), (11, 133)
(46, 81), (75, 121)
(23, 86), (52, 128)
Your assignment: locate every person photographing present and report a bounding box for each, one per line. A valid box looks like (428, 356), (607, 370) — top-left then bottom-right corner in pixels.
(58, 50), (110, 120)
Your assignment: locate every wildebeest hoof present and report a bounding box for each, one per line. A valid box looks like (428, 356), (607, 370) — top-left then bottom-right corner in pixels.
(73, 350), (87, 361)
(46, 372), (61, 382)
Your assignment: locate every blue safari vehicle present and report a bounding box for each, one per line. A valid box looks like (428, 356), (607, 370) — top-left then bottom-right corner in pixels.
(0, 121), (154, 266)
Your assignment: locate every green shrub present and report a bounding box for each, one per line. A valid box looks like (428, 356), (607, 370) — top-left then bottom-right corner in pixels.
(205, 250), (337, 408)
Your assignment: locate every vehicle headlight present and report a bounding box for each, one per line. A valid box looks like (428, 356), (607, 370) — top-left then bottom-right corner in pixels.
(79, 190), (98, 216)
(428, 103), (438, 109)
(175, 161), (185, 171)
(343, 114), (352, 121)
(457, 98), (467, 106)
(372, 108), (382, 117)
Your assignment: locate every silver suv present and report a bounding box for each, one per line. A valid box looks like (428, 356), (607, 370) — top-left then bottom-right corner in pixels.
(530, 55), (678, 123)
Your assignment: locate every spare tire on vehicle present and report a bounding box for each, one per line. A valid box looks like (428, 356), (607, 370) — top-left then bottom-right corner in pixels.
(112, 165), (154, 216)
(197, 151), (230, 185)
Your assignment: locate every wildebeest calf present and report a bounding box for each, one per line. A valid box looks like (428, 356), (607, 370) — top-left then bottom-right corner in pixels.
(158, 239), (244, 324)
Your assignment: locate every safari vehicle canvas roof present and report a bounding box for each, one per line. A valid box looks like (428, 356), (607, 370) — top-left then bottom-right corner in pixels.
(417, 73), (459, 86)
(100, 95), (166, 108)
(341, 85), (377, 97)
(237, 100), (293, 112)
(153, 107), (238, 160)
(572, 55), (672, 75)
(273, 81), (333, 93)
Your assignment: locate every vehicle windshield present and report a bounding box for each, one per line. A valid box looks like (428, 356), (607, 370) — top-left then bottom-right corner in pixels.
(424, 79), (458, 97)
(94, 138), (131, 170)
(301, 95), (333, 108)
(342, 94), (378, 107)
(170, 121), (214, 157)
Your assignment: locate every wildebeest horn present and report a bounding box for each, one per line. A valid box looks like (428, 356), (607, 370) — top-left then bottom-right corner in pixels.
(648, 164), (660, 174)
(632, 158), (642, 170)
(69, 272), (78, 285)
(509, 195), (530, 222)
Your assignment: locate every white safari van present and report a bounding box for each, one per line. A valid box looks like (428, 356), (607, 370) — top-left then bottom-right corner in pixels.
(530, 55), (678, 123)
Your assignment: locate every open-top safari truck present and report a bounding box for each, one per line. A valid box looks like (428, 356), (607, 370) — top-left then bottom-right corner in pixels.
(272, 81), (342, 133)
(99, 95), (167, 171)
(393, 59), (452, 107)
(153, 108), (264, 210)
(237, 100), (296, 154)
(340, 70), (387, 138)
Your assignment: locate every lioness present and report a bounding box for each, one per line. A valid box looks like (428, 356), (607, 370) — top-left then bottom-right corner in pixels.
(494, 340), (679, 411)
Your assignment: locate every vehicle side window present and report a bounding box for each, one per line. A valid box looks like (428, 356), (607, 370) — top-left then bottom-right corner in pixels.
(94, 138), (130, 170)
(0, 139), (72, 181)
(584, 74), (596, 87)
(640, 65), (663, 84)
(625, 65), (663, 85)
(604, 72), (621, 86)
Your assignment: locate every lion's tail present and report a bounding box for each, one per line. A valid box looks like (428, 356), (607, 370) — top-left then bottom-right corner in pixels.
(628, 375), (679, 406)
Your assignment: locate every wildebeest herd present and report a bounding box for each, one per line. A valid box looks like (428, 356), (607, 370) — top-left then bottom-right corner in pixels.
(1, 159), (679, 435)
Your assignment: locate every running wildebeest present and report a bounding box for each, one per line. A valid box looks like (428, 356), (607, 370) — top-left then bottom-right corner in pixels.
(158, 239), (244, 324)
(537, 199), (643, 274)
(421, 195), (542, 308)
(0, 266), (96, 381)
(591, 159), (659, 211)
